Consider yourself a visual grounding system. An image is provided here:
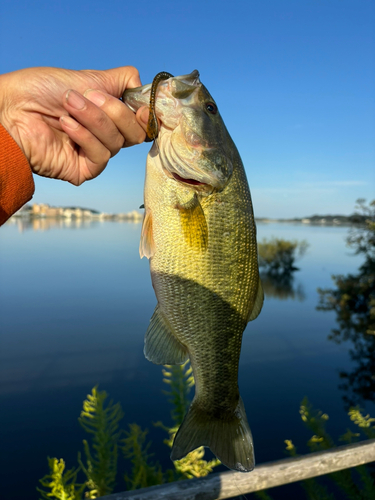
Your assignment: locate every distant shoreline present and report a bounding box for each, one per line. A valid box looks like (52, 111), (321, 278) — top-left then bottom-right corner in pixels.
(12, 203), (143, 222)
(12, 203), (368, 226)
(255, 215), (366, 226)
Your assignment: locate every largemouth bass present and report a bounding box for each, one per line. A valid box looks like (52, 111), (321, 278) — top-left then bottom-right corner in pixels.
(123, 71), (263, 472)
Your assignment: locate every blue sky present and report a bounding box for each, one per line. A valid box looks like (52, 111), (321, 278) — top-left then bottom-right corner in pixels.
(1, 0), (374, 218)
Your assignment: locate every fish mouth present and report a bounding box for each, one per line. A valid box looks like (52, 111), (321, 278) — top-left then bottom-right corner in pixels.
(171, 172), (207, 187)
(160, 164), (214, 193)
(155, 131), (230, 195)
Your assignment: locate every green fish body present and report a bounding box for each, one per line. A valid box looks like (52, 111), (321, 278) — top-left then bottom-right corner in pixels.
(123, 71), (263, 472)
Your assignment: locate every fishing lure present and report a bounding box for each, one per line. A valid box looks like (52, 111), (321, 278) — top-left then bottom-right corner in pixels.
(146, 71), (174, 141)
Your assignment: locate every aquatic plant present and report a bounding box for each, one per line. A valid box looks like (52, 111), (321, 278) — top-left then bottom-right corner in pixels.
(258, 237), (308, 276)
(121, 424), (164, 489)
(77, 387), (124, 498)
(279, 398), (375, 500)
(37, 458), (85, 500)
(38, 363), (219, 498)
(38, 389), (375, 499)
(162, 362), (195, 426)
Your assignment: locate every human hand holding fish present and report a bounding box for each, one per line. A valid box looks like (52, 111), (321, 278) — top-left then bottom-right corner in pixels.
(123, 71), (264, 472)
(0, 65), (147, 185)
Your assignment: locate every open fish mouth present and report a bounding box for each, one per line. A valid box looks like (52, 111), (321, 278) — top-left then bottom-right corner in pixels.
(158, 134), (225, 194)
(159, 161), (214, 194)
(171, 172), (207, 186)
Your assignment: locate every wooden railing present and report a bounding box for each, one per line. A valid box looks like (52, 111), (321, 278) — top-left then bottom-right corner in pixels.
(101, 438), (375, 500)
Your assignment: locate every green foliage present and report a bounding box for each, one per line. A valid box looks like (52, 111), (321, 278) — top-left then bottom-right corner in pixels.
(299, 397), (333, 450)
(282, 398), (375, 500)
(346, 199), (375, 259)
(78, 387), (124, 498)
(37, 458), (85, 500)
(162, 361), (194, 426)
(348, 407), (375, 439)
(258, 237), (308, 275)
(317, 199), (375, 407)
(39, 388), (375, 499)
(284, 439), (297, 456)
(38, 362), (220, 497)
(121, 423), (164, 490)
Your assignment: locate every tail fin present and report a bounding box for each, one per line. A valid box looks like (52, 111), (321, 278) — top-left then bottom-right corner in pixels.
(170, 397), (254, 472)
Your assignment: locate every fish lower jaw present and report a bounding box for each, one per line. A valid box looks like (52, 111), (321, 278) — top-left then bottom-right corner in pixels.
(160, 165), (214, 194)
(171, 172), (208, 187)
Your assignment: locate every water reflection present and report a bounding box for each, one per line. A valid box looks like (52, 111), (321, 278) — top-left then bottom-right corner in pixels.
(260, 272), (306, 301)
(6, 217), (140, 232)
(317, 200), (375, 408)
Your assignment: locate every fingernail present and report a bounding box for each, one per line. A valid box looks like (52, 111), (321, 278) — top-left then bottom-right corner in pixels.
(66, 90), (86, 110)
(84, 89), (106, 107)
(60, 115), (79, 129)
(140, 107), (149, 125)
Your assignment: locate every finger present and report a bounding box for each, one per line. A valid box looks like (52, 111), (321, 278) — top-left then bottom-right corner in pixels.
(60, 115), (111, 182)
(98, 66), (142, 94)
(125, 66), (142, 89)
(63, 89), (126, 156)
(84, 89), (146, 147)
(136, 106), (149, 134)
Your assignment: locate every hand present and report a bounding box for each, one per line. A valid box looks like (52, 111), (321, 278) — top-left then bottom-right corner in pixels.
(0, 66), (149, 185)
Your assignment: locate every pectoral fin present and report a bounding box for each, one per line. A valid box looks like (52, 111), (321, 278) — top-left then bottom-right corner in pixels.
(247, 277), (264, 322)
(139, 210), (155, 259)
(144, 304), (189, 365)
(176, 194), (208, 251)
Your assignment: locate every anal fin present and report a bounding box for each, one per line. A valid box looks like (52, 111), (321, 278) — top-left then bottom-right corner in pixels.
(144, 304), (189, 365)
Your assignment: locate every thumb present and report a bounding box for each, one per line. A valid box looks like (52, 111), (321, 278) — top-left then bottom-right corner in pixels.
(82, 66), (142, 99)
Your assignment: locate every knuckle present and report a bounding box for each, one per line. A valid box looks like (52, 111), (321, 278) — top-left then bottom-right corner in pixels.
(126, 65), (140, 79)
(112, 135), (125, 153)
(103, 149), (111, 163)
(96, 112), (108, 129)
(108, 101), (124, 122)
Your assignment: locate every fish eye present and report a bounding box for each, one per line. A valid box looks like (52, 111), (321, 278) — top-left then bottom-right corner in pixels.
(206, 102), (217, 114)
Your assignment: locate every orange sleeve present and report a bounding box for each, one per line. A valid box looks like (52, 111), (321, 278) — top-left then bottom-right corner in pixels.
(0, 123), (35, 225)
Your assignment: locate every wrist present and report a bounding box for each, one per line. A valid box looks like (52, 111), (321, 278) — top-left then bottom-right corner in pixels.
(0, 72), (27, 157)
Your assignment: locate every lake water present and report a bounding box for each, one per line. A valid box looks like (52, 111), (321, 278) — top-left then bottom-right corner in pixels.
(0, 218), (373, 500)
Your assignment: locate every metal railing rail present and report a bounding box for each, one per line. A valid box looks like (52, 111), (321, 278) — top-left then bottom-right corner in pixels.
(101, 438), (375, 500)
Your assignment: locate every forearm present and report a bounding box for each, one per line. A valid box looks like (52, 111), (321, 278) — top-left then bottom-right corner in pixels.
(0, 123), (34, 225)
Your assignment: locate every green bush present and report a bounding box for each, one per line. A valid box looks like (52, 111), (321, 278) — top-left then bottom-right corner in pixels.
(258, 237), (308, 275)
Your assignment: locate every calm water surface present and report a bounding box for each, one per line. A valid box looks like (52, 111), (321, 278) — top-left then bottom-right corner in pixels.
(0, 219), (372, 499)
